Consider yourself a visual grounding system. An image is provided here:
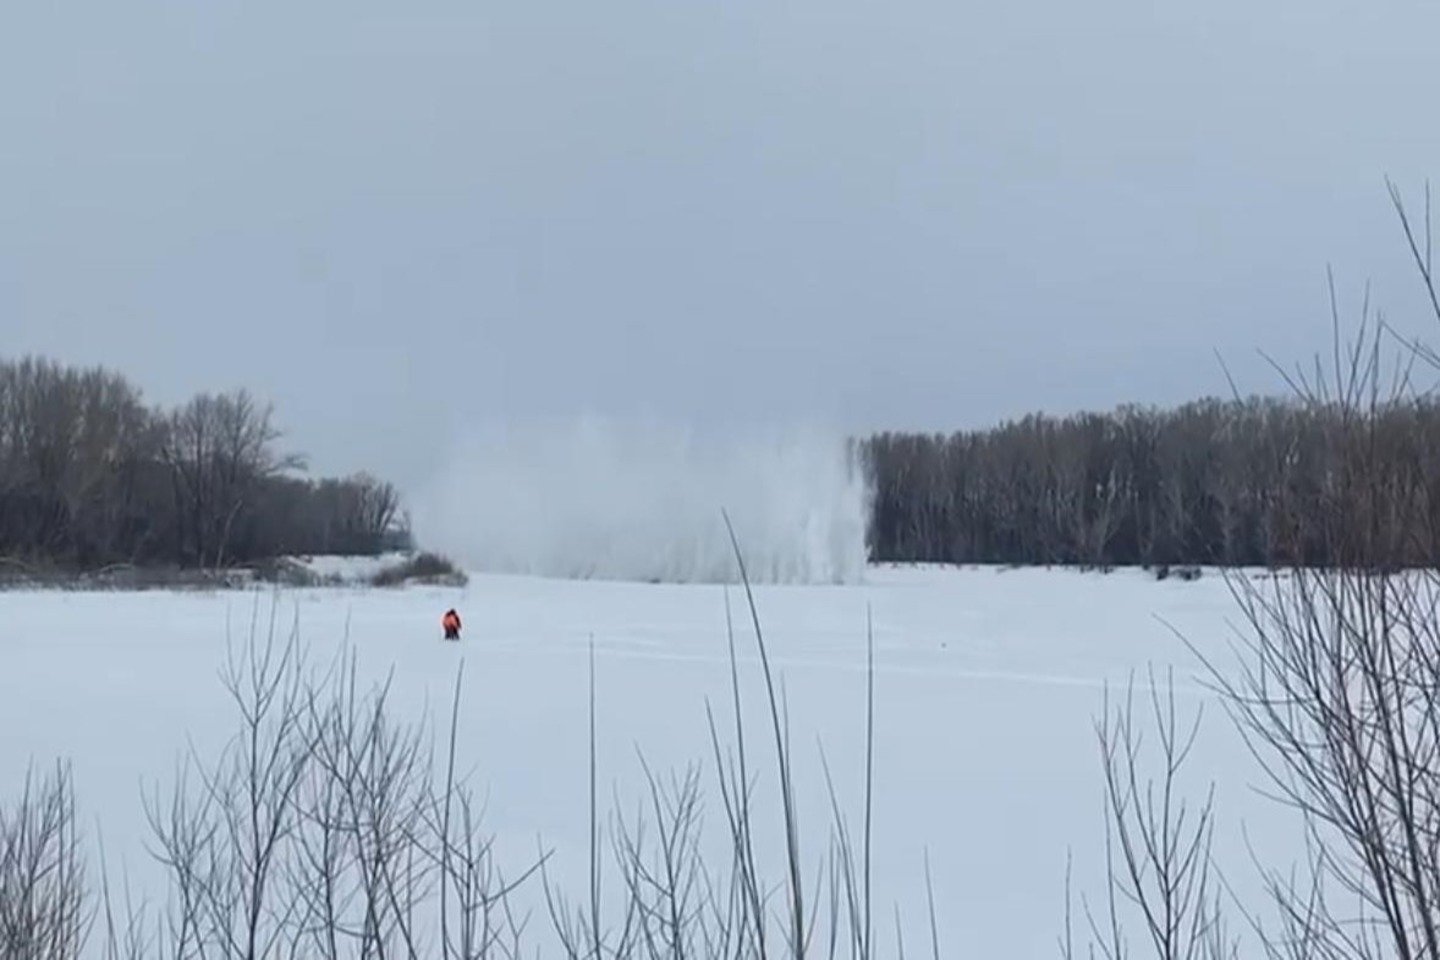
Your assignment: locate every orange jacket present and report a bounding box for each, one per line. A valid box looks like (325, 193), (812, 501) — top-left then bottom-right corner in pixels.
(442, 611), (461, 631)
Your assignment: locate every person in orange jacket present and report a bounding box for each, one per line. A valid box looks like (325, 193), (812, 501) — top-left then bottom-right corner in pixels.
(442, 608), (462, 641)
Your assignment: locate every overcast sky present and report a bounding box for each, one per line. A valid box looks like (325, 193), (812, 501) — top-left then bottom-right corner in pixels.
(3, 0), (1439, 490)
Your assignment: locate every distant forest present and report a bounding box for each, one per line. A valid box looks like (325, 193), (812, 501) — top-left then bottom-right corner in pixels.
(12, 356), (1440, 576)
(0, 357), (406, 571)
(862, 397), (1440, 570)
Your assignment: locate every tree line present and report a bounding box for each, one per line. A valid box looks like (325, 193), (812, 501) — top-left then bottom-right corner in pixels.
(0, 356), (405, 570)
(862, 394), (1440, 569)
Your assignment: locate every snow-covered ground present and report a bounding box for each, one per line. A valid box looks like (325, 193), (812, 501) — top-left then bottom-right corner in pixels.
(0, 565), (1295, 956)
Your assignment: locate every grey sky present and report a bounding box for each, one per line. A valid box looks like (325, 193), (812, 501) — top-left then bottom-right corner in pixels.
(3, 0), (1439, 492)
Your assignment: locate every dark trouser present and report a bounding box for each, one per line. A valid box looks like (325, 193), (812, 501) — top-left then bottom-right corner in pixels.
(444, 627), (460, 640)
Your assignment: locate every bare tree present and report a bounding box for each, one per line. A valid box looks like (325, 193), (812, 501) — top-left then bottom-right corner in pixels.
(160, 390), (303, 569)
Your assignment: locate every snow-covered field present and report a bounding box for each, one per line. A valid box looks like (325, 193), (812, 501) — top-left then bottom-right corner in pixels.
(0, 565), (1293, 956)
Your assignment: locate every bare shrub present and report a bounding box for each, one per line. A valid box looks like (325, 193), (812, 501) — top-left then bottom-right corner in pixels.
(535, 514), (929, 960)
(0, 763), (87, 960)
(370, 553), (468, 588)
(128, 605), (528, 960)
(1068, 183), (1440, 960)
(1063, 672), (1231, 960)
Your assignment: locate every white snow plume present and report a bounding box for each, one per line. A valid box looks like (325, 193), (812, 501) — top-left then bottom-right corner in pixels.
(413, 417), (870, 584)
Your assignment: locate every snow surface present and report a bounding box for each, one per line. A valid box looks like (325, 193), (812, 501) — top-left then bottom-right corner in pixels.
(0, 566), (1298, 956)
